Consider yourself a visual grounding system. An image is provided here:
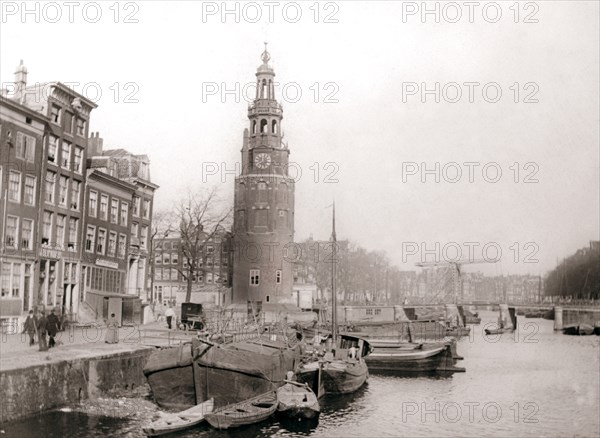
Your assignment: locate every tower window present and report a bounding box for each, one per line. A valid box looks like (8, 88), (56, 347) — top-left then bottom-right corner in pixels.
(272, 120), (277, 134)
(276, 270), (282, 284)
(250, 269), (260, 286)
(260, 119), (268, 134)
(266, 295), (270, 303)
(261, 79), (267, 99)
(252, 121), (257, 135)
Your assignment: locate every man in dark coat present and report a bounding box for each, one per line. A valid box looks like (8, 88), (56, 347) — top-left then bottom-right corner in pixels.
(23, 310), (38, 346)
(47, 309), (60, 348)
(38, 311), (48, 351)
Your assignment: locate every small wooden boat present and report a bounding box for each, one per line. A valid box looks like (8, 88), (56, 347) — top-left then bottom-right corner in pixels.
(563, 324), (595, 336)
(276, 380), (320, 419)
(205, 391), (277, 430)
(143, 398), (214, 436)
(459, 307), (481, 325)
(485, 306), (517, 335)
(364, 344), (465, 374)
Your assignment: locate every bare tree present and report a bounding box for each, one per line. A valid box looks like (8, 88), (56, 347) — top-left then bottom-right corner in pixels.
(172, 188), (232, 303)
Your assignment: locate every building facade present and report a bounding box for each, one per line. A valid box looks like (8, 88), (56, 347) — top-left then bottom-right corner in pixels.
(1, 62), (97, 323)
(232, 46), (295, 305)
(80, 164), (135, 303)
(101, 146), (157, 301)
(0, 93), (47, 325)
(1, 61), (156, 326)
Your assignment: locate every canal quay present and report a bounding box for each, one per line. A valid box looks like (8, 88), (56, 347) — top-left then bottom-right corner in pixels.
(1, 308), (599, 437)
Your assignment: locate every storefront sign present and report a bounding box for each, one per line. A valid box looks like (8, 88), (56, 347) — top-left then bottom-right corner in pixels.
(40, 248), (60, 260)
(96, 259), (119, 269)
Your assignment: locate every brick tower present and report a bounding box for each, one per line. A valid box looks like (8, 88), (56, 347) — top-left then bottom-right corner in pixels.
(232, 44), (295, 305)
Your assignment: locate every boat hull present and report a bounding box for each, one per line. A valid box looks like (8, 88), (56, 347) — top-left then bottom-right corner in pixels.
(365, 345), (464, 374)
(276, 382), (320, 419)
(143, 344), (196, 411)
(143, 336), (302, 410)
(205, 391), (277, 430)
(296, 359), (368, 395)
(142, 399), (214, 437)
(277, 406), (320, 419)
(322, 360), (368, 394)
(563, 324), (595, 336)
(484, 328), (515, 335)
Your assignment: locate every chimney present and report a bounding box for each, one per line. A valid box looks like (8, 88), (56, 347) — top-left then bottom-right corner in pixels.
(88, 132), (104, 157)
(14, 60), (28, 103)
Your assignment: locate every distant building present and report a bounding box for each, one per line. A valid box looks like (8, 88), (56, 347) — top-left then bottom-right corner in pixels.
(151, 230), (233, 307)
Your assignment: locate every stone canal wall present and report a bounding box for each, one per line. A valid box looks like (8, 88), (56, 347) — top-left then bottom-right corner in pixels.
(0, 345), (154, 423)
(561, 308), (600, 327)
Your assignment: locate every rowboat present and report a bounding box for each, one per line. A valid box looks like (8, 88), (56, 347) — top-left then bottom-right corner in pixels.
(205, 391), (277, 430)
(276, 380), (320, 419)
(484, 306), (517, 335)
(143, 398), (214, 436)
(563, 324), (595, 336)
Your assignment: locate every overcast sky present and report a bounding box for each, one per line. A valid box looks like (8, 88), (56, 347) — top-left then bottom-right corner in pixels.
(1, 1), (598, 275)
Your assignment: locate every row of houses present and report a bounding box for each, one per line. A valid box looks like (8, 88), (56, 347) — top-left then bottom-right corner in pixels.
(0, 61), (157, 326)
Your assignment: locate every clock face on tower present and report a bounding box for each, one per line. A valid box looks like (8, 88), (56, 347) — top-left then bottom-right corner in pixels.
(254, 153), (271, 169)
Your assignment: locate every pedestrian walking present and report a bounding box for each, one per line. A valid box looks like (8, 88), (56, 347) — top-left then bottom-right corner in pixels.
(23, 310), (37, 346)
(165, 306), (176, 330)
(105, 313), (119, 344)
(38, 311), (48, 352)
(47, 309), (60, 348)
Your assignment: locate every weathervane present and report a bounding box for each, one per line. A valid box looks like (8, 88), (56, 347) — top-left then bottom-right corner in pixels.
(261, 41), (271, 65)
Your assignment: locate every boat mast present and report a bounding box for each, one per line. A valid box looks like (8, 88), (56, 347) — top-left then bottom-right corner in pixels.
(331, 202), (338, 346)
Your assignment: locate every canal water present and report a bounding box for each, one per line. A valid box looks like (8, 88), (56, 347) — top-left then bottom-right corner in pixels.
(3, 311), (599, 437)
